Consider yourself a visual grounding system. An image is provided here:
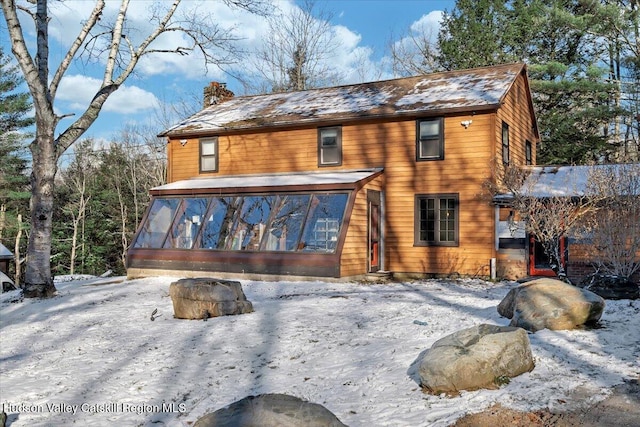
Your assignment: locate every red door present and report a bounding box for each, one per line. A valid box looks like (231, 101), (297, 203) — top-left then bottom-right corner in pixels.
(528, 235), (567, 277)
(368, 191), (381, 273)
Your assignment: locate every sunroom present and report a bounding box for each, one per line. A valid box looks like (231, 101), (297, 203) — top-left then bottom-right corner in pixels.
(126, 168), (383, 279)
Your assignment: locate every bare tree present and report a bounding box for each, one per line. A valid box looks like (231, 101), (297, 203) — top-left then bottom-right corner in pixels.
(114, 124), (167, 220)
(246, 0), (342, 93)
(582, 163), (640, 279)
(1, 0), (268, 297)
(493, 165), (604, 281)
(14, 214), (25, 289)
(64, 164), (91, 276)
(388, 25), (440, 77)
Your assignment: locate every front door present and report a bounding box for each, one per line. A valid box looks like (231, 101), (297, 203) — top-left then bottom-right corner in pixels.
(368, 191), (381, 273)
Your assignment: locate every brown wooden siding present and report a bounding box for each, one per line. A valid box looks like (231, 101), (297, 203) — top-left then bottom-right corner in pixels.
(128, 248), (340, 277)
(167, 112), (502, 277)
(492, 73), (540, 279)
(340, 177), (384, 277)
(163, 72), (543, 279)
(495, 72), (539, 172)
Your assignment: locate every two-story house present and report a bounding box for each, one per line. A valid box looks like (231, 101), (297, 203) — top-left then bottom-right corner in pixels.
(126, 63), (539, 281)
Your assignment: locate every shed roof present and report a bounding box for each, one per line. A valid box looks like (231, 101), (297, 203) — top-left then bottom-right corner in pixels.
(161, 63), (528, 137)
(522, 164), (640, 197)
(494, 163), (640, 201)
(0, 243), (13, 260)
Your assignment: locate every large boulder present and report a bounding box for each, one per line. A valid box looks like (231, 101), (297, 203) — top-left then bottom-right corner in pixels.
(417, 324), (534, 395)
(193, 394), (347, 427)
(169, 278), (253, 319)
(579, 273), (639, 300)
(498, 278), (605, 332)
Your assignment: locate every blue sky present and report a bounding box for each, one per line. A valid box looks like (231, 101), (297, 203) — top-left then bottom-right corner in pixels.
(1, 0), (456, 144)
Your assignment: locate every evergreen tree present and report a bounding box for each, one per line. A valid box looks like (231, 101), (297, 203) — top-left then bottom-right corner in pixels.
(437, 0), (513, 70)
(436, 0), (627, 165)
(0, 47), (32, 253)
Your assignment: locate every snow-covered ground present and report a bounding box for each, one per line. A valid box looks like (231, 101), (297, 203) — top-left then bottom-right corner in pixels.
(0, 276), (638, 427)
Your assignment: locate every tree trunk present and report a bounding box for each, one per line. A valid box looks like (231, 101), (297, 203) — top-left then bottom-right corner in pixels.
(24, 126), (58, 298)
(14, 214), (23, 289)
(0, 204), (5, 240)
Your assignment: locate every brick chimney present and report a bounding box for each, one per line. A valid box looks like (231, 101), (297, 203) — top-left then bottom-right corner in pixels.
(203, 82), (234, 107)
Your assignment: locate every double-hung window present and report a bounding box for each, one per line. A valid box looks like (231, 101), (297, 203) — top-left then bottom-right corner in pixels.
(415, 194), (459, 246)
(502, 122), (510, 165)
(416, 118), (444, 161)
(200, 137), (218, 172)
(318, 127), (342, 166)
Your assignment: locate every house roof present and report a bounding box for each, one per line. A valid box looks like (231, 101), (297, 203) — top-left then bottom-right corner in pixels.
(160, 63), (528, 137)
(0, 243), (13, 260)
(150, 168), (383, 196)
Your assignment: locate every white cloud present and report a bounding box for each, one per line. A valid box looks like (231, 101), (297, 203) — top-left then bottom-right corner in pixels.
(383, 10), (445, 76)
(44, 0), (273, 82)
(10, 0), (448, 137)
(328, 25), (387, 83)
(103, 85), (161, 113)
(57, 74), (160, 114)
(410, 10), (444, 42)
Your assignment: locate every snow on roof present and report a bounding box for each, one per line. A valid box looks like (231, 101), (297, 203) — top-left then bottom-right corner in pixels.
(150, 168), (383, 193)
(161, 63), (525, 136)
(522, 164), (640, 198)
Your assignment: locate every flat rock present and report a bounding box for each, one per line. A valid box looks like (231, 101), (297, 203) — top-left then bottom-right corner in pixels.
(498, 278), (605, 332)
(193, 394), (347, 427)
(169, 278), (253, 319)
(418, 324), (534, 394)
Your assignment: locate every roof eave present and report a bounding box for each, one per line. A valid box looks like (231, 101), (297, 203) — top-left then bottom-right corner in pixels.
(159, 104), (501, 139)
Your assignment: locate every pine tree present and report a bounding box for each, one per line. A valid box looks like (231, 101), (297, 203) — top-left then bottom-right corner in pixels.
(437, 0), (627, 164)
(0, 47), (32, 247)
(437, 0), (513, 70)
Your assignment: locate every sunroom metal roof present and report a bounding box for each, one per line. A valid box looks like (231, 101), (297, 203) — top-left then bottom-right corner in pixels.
(150, 168), (383, 195)
(161, 63), (527, 137)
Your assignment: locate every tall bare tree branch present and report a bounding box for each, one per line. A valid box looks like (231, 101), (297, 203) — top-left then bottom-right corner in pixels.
(1, 0), (269, 297)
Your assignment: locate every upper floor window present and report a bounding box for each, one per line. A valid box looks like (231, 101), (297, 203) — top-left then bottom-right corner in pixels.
(318, 127), (342, 166)
(525, 140), (532, 165)
(415, 194), (459, 246)
(502, 122), (510, 165)
(417, 118), (444, 161)
(200, 137), (218, 172)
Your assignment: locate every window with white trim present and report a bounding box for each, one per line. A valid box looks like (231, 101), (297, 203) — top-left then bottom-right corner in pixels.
(318, 127), (342, 166)
(200, 137), (218, 172)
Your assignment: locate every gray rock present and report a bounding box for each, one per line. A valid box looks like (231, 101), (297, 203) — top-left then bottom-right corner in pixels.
(418, 324), (534, 394)
(169, 278), (253, 319)
(193, 394), (347, 427)
(498, 278), (605, 332)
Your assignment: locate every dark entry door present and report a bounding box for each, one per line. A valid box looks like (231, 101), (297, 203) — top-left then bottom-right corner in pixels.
(528, 234), (567, 276)
(368, 191), (381, 273)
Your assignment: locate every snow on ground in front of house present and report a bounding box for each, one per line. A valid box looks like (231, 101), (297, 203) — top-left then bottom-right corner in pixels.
(1, 276), (638, 427)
